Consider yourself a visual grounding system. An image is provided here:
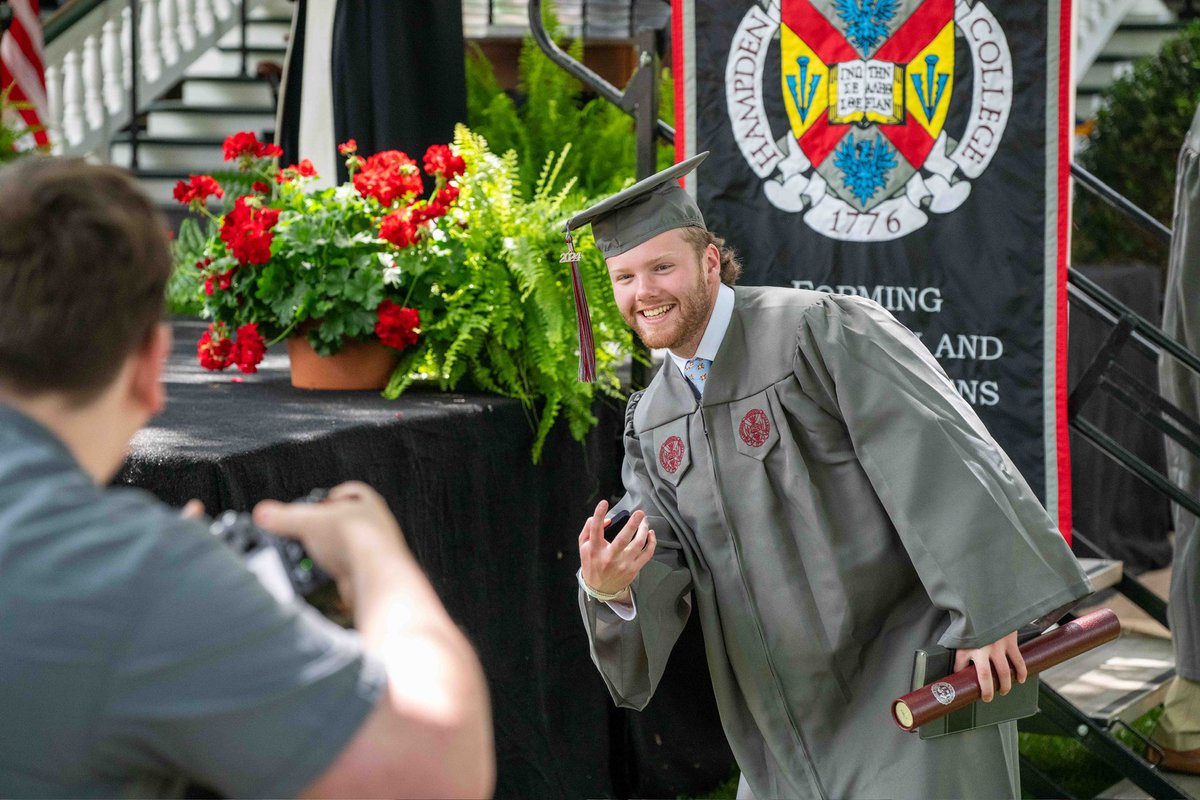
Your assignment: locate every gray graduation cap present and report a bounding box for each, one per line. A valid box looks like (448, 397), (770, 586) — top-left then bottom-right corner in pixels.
(560, 152), (709, 383)
(563, 150), (709, 258)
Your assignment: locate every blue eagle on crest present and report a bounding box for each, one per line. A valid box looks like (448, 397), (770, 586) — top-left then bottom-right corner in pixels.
(833, 134), (898, 205)
(832, 0), (899, 54)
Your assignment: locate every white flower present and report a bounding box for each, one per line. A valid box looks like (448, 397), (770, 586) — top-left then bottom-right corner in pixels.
(431, 226), (447, 242)
(503, 237), (516, 250)
(383, 266), (403, 287)
(378, 252), (395, 269)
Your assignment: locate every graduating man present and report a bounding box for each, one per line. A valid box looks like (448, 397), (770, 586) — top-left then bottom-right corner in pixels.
(570, 153), (1092, 799)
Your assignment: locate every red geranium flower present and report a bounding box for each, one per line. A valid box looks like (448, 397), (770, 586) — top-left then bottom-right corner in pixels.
(222, 131), (283, 162)
(276, 158), (318, 184)
(251, 181), (270, 194)
(233, 323), (266, 373)
(198, 323), (234, 371)
(203, 267), (237, 296)
(220, 197), (280, 265)
(338, 139), (357, 155)
(379, 207), (423, 249)
(423, 144), (465, 179)
(172, 174), (224, 206)
(353, 150), (423, 206)
(375, 301), (420, 351)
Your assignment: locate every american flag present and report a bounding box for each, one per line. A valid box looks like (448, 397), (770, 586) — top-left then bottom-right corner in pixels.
(1, 0), (50, 149)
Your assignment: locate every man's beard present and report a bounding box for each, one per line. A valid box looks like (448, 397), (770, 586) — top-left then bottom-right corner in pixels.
(625, 274), (712, 352)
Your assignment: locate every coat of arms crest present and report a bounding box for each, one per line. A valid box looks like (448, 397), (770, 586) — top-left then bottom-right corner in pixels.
(725, 0), (1012, 241)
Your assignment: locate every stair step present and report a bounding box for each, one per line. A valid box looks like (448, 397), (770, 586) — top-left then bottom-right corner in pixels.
(1080, 557), (1124, 592)
(1099, 771), (1200, 799)
(111, 139), (229, 171)
(144, 101), (276, 138)
(181, 75), (275, 105)
(217, 19), (292, 50)
(1041, 632), (1175, 726)
(131, 168), (247, 205)
(146, 101), (275, 115)
(217, 43), (288, 57)
(189, 47), (286, 75)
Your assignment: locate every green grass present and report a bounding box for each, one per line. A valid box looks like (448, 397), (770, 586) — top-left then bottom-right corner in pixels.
(1020, 707), (1163, 799)
(682, 709), (1165, 800)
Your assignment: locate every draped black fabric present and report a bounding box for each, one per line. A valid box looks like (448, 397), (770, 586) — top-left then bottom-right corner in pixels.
(331, 0), (467, 184)
(114, 322), (731, 799)
(1067, 265), (1173, 572)
(275, 0), (305, 167)
(276, 1), (466, 181)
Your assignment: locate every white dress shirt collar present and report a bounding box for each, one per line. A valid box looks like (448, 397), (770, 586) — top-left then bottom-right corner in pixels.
(668, 282), (735, 376)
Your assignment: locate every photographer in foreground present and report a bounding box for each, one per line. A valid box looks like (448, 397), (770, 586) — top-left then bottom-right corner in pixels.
(0, 157), (494, 798)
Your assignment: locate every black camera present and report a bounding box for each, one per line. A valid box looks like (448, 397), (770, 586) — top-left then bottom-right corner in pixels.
(209, 489), (332, 599)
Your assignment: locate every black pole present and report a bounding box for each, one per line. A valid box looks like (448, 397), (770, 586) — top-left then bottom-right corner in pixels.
(0, 1), (12, 37)
(239, 0), (248, 77)
(128, 0), (139, 169)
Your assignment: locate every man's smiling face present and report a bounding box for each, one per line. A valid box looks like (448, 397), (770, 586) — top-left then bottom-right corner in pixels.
(605, 227), (721, 357)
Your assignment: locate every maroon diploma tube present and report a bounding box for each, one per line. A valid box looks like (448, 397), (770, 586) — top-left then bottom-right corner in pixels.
(892, 608), (1121, 731)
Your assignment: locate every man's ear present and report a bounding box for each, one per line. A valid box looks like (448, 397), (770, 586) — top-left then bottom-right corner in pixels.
(130, 323), (171, 417)
(704, 242), (721, 283)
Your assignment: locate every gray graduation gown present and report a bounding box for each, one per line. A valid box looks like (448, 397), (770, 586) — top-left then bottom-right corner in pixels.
(580, 287), (1092, 800)
(1163, 105), (1200, 680)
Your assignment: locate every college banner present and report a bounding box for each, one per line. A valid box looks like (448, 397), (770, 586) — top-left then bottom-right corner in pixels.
(671, 0), (1073, 535)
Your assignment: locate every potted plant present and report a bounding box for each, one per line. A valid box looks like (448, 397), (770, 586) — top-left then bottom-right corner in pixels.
(171, 125), (633, 460)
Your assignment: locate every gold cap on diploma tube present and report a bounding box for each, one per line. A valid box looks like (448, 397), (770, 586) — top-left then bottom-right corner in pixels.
(560, 151), (710, 382)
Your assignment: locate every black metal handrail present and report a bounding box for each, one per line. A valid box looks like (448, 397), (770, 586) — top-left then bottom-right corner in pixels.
(43, 0), (106, 44)
(1070, 162), (1173, 245)
(527, 0), (674, 144)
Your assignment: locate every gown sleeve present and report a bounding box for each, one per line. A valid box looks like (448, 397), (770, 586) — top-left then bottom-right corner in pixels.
(793, 295), (1092, 649)
(579, 391), (695, 709)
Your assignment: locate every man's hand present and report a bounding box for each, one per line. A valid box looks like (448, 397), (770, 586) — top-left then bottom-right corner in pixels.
(253, 481), (405, 608)
(954, 631), (1027, 702)
(179, 499), (205, 520)
(579, 499), (656, 602)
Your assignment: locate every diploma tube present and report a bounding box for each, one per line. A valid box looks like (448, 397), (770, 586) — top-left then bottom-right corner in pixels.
(892, 608), (1121, 731)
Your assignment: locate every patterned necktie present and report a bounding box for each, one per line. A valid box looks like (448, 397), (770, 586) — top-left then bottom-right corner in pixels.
(683, 357), (712, 398)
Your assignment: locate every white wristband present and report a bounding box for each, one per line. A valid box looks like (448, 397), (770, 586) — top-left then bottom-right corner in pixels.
(578, 572), (629, 603)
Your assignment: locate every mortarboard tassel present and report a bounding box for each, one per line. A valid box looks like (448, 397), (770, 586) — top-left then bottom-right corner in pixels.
(561, 229), (596, 383)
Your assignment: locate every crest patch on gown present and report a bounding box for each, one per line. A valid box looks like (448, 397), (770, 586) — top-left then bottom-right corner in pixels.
(659, 436), (686, 474)
(739, 409), (771, 447)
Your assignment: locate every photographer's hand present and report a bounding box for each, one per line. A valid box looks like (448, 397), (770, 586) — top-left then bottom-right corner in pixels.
(252, 481), (494, 799)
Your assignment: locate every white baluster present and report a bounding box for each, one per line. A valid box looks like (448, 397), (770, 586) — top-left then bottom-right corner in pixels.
(43, 63), (61, 153)
(194, 0), (214, 38)
(212, 0), (232, 23)
(122, 5), (134, 92)
(159, 0), (179, 66)
(61, 50), (84, 147)
(82, 34), (105, 133)
(176, 0), (196, 54)
(101, 18), (124, 115)
(139, 0), (163, 83)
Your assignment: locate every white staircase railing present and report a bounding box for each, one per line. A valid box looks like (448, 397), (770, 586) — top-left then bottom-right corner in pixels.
(44, 0), (263, 157)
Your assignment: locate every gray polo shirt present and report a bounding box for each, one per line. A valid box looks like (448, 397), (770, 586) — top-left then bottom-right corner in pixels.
(0, 405), (386, 798)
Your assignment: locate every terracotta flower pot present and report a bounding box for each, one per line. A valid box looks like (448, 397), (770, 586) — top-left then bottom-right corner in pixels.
(286, 335), (399, 390)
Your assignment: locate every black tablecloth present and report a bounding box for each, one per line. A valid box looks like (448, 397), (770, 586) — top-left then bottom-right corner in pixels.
(117, 320), (733, 799)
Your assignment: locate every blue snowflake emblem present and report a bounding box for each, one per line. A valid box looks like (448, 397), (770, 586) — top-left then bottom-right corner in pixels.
(833, 134), (898, 205)
(833, 0), (899, 54)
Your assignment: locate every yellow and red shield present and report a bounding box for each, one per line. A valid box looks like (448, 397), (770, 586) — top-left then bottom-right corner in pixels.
(781, 0), (954, 210)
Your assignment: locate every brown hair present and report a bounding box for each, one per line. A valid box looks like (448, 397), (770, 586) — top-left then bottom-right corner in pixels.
(0, 158), (171, 399)
(681, 226), (743, 286)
